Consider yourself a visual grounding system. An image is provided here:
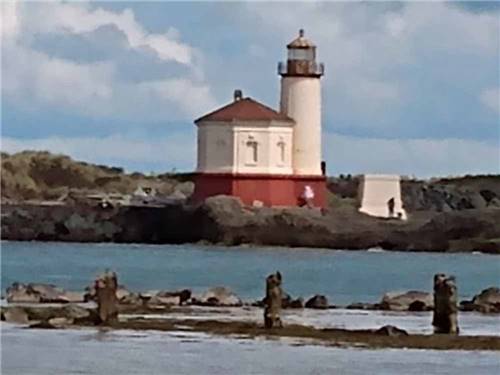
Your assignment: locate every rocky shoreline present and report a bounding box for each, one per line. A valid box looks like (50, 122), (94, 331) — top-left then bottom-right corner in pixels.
(2, 195), (500, 253)
(3, 280), (499, 314)
(3, 272), (499, 351)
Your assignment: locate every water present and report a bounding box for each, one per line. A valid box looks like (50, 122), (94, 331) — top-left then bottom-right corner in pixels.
(137, 306), (500, 336)
(2, 241), (500, 374)
(2, 241), (499, 304)
(2, 324), (499, 375)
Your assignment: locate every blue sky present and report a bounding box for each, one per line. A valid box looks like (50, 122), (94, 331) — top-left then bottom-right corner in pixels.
(1, 1), (499, 177)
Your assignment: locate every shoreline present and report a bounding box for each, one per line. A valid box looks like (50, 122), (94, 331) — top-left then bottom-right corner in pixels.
(3, 306), (500, 351)
(2, 200), (500, 253)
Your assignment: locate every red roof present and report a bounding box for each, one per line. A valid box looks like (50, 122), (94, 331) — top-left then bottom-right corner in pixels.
(195, 98), (293, 123)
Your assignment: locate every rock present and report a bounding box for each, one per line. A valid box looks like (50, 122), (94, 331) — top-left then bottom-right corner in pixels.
(460, 287), (500, 313)
(380, 291), (433, 311)
(287, 297), (304, 309)
(375, 325), (408, 336)
(6, 283), (42, 303)
(305, 295), (329, 309)
(195, 287), (242, 307)
(156, 289), (191, 305)
(5, 282), (82, 304)
(148, 295), (180, 306)
(60, 291), (86, 303)
(473, 287), (500, 306)
(2, 306), (29, 324)
(116, 286), (131, 301)
(120, 293), (142, 306)
(175, 182), (195, 198)
(408, 300), (427, 312)
(48, 317), (74, 328)
(61, 304), (91, 320)
(281, 292), (304, 309)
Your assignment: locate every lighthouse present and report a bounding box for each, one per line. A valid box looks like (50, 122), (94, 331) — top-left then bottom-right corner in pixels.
(279, 29), (324, 176)
(191, 30), (327, 208)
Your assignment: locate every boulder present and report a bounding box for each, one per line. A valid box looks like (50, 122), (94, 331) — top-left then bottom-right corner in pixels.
(60, 291), (86, 303)
(119, 293), (142, 306)
(61, 304), (91, 320)
(157, 289), (191, 305)
(281, 292), (304, 309)
(375, 325), (408, 336)
(305, 295), (329, 309)
(380, 291), (433, 311)
(48, 317), (74, 328)
(194, 287), (242, 307)
(473, 287), (500, 306)
(148, 295), (181, 307)
(2, 306), (29, 324)
(460, 287), (500, 313)
(6, 282), (75, 303)
(6, 283), (41, 303)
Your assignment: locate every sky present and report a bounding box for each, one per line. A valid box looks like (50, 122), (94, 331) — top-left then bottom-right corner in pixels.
(1, 0), (499, 177)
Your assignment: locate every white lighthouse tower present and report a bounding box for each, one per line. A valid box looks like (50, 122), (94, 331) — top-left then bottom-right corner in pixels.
(279, 29), (324, 176)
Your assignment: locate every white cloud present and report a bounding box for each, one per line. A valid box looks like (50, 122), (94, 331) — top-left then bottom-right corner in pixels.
(20, 1), (193, 65)
(480, 88), (500, 113)
(2, 0), (217, 121)
(1, 134), (196, 172)
(240, 2), (499, 130)
(324, 134), (500, 177)
(3, 43), (114, 111)
(0, 1), (21, 40)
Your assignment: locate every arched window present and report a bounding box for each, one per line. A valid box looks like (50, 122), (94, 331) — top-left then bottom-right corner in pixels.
(277, 139), (286, 164)
(246, 137), (258, 164)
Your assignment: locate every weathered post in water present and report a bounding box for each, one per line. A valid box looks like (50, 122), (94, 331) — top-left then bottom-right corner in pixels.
(95, 270), (119, 325)
(264, 271), (283, 329)
(432, 273), (459, 334)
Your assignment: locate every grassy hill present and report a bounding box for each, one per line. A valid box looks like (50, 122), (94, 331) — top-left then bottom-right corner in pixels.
(0, 151), (190, 202)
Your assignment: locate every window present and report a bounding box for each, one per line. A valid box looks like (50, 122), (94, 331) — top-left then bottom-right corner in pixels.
(288, 48), (315, 61)
(277, 139), (286, 164)
(246, 137), (258, 164)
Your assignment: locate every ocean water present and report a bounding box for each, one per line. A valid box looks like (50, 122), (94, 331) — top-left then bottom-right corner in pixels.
(2, 241), (499, 304)
(2, 242), (500, 374)
(2, 324), (500, 375)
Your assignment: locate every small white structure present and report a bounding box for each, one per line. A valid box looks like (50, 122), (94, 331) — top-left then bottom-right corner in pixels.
(358, 174), (407, 220)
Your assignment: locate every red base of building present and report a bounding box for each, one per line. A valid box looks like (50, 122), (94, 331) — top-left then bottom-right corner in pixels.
(191, 173), (326, 208)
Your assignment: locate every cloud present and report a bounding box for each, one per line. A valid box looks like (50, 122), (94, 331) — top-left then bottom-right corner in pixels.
(2, 0), (217, 123)
(480, 88), (500, 113)
(1, 134), (196, 173)
(236, 2), (499, 137)
(324, 133), (500, 177)
(18, 1), (193, 65)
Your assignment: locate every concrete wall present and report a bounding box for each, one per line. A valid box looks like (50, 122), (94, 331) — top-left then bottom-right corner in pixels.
(196, 120), (293, 175)
(280, 77), (322, 176)
(358, 174), (407, 220)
